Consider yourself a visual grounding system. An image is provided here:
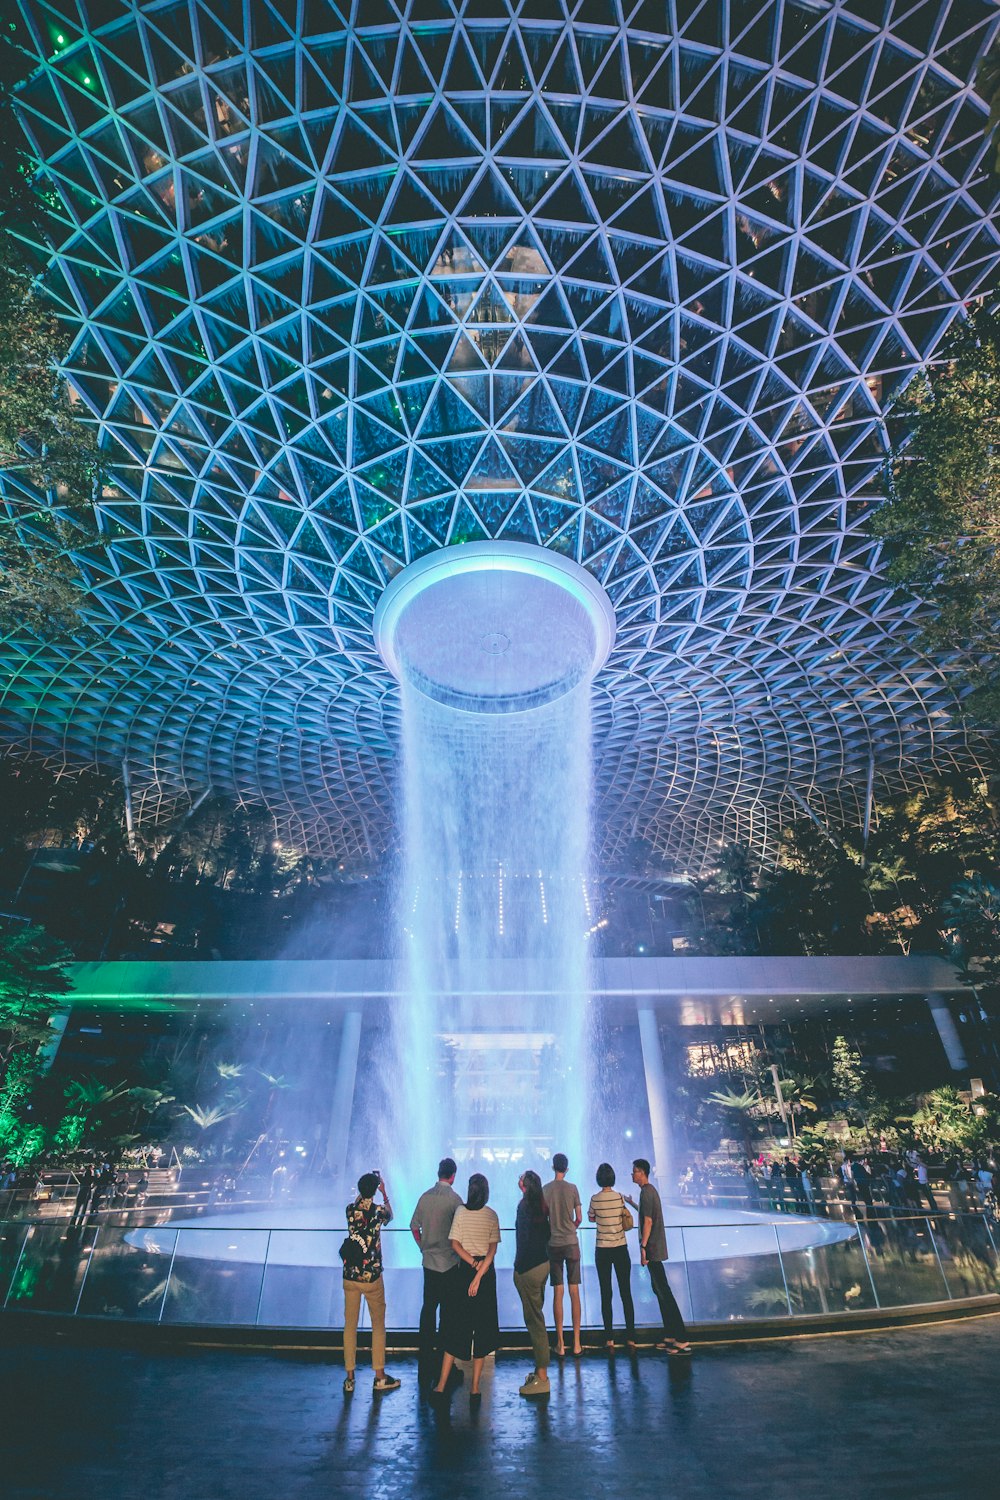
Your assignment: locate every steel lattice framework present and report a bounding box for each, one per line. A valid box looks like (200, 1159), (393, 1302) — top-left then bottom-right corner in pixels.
(2, 0), (999, 868)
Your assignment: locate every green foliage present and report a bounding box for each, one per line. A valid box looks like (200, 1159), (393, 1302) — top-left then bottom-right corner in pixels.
(151, 796), (302, 894)
(830, 1035), (867, 1119)
(0, 27), (100, 636)
(0, 921), (72, 1065)
(0, 752), (127, 855)
(706, 1086), (764, 1152)
(0, 919), (72, 1163)
(685, 773), (1000, 962)
(214, 1061), (245, 1081)
(871, 303), (1000, 723)
(179, 1102), (243, 1130)
(943, 876), (1000, 984)
(908, 1086), (977, 1152)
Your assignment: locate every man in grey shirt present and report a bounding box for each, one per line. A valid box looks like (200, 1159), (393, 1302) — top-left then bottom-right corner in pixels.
(543, 1152), (583, 1357)
(629, 1158), (691, 1355)
(410, 1157), (463, 1387)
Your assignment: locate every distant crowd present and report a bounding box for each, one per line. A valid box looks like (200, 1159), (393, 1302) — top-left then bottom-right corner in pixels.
(681, 1149), (998, 1220)
(0, 1159), (149, 1216)
(341, 1153), (690, 1402)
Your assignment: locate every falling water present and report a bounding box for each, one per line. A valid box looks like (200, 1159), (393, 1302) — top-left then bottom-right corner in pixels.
(393, 678), (594, 1218)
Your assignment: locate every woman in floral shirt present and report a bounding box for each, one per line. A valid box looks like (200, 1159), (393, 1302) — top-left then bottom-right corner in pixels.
(342, 1171), (401, 1395)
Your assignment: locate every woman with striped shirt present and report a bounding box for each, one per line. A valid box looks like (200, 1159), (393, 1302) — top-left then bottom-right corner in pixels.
(432, 1173), (501, 1406)
(588, 1162), (636, 1349)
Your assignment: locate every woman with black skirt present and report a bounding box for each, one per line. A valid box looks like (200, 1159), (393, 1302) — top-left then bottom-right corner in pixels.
(432, 1172), (501, 1406)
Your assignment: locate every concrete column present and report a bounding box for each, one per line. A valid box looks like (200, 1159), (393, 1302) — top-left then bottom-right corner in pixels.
(326, 1008), (363, 1192)
(637, 1006), (672, 1190)
(927, 993), (968, 1072)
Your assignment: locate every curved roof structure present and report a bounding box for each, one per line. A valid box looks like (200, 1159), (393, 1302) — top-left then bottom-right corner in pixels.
(2, 0), (999, 868)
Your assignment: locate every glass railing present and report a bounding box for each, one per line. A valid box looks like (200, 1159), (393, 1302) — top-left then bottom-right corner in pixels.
(2, 1214), (998, 1330)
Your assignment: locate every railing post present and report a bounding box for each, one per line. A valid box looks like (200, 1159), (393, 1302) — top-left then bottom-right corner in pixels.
(773, 1223), (793, 1316)
(854, 1223), (880, 1308)
(73, 1222), (100, 1315)
(924, 1216), (952, 1300)
(679, 1226), (694, 1323)
(157, 1231), (181, 1324)
(254, 1230), (272, 1327)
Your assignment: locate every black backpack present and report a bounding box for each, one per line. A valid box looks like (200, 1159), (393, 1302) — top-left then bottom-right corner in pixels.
(339, 1235), (364, 1271)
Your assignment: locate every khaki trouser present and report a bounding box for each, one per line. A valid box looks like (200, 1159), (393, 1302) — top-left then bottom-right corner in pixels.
(513, 1260), (550, 1368)
(343, 1275), (386, 1372)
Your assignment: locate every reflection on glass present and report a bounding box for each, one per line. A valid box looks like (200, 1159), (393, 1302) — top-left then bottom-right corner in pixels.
(928, 1216), (1000, 1299)
(159, 1229), (270, 1325)
(3, 1215), (998, 1330)
(77, 1226), (180, 1320)
(4, 1223), (95, 1313)
(860, 1216), (949, 1306)
(256, 1231), (345, 1328)
(776, 1224), (877, 1315)
(0, 1222), (29, 1305)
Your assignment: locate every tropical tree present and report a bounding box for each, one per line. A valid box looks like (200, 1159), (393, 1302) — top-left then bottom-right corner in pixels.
(0, 26), (100, 634)
(0, 922), (72, 1079)
(706, 1086), (764, 1158)
(179, 1103), (243, 1132)
(775, 1074), (820, 1139)
(214, 1062), (245, 1083)
(830, 1035), (870, 1126)
(871, 302), (1000, 724)
(908, 1086), (976, 1153)
(63, 1076), (132, 1129)
(0, 921), (72, 1161)
(943, 877), (1000, 985)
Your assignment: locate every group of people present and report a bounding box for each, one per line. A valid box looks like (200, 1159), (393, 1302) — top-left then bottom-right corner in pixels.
(739, 1148), (996, 1219)
(340, 1153), (691, 1403)
(0, 1160), (149, 1217)
(69, 1162), (148, 1220)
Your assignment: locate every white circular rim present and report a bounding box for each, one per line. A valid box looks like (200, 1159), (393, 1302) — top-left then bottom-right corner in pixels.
(373, 541), (617, 690)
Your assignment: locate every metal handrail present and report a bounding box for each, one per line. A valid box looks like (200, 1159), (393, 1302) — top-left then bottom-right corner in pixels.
(2, 1210), (997, 1330)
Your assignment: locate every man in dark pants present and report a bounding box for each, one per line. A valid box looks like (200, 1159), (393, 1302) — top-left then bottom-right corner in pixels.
(630, 1159), (692, 1356)
(409, 1157), (463, 1389)
(71, 1164), (95, 1224)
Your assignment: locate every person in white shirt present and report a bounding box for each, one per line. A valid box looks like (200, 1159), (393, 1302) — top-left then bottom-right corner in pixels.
(432, 1173), (501, 1407)
(910, 1153), (937, 1214)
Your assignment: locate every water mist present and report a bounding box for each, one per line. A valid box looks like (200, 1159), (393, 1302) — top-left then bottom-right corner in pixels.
(375, 542), (615, 1220)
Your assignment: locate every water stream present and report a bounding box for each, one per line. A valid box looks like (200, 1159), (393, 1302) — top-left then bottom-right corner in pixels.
(392, 677), (593, 1218)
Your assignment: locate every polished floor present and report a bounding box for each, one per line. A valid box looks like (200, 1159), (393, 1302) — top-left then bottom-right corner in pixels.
(2, 1318), (998, 1499)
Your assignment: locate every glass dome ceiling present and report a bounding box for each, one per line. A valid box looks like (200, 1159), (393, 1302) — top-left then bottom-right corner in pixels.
(2, 0), (999, 867)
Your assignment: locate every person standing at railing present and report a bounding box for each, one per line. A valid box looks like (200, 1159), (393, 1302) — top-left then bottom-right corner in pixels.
(543, 1152), (583, 1358)
(588, 1162), (636, 1351)
(71, 1164), (95, 1224)
(908, 1152), (937, 1215)
(88, 1162), (114, 1217)
(410, 1156), (463, 1390)
(341, 1171), (402, 1397)
(513, 1170), (551, 1399)
(432, 1173), (501, 1408)
(628, 1159), (692, 1357)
